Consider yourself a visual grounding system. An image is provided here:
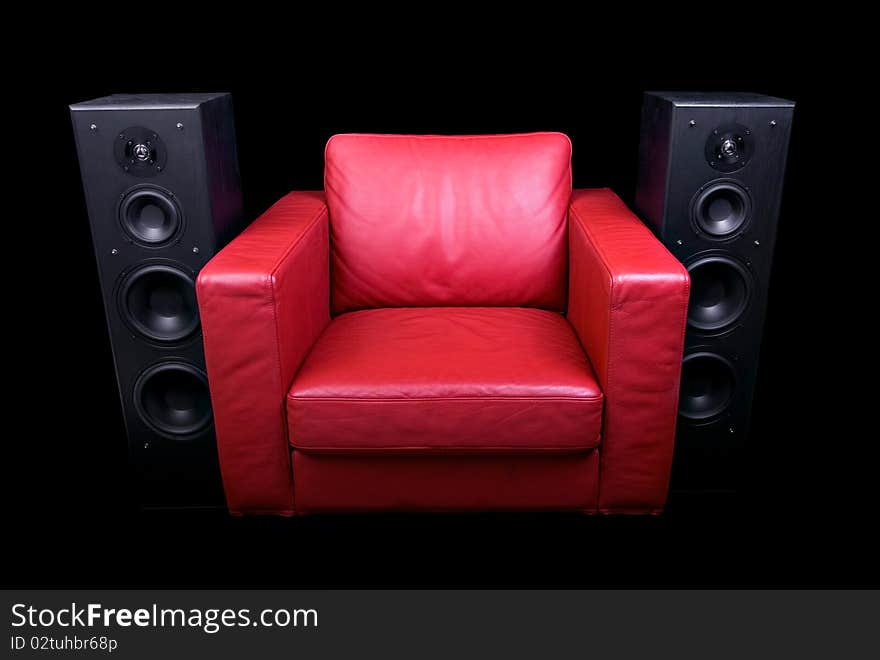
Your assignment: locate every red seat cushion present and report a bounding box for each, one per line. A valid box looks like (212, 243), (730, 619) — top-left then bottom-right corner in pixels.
(287, 307), (603, 454)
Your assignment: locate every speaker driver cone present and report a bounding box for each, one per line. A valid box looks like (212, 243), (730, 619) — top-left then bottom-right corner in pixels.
(686, 255), (752, 331)
(134, 361), (212, 437)
(679, 352), (736, 420)
(692, 181), (751, 238)
(119, 185), (182, 246)
(119, 263), (199, 343)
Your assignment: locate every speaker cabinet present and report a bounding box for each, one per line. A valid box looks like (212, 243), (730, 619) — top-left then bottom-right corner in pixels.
(635, 91), (794, 490)
(70, 93), (244, 507)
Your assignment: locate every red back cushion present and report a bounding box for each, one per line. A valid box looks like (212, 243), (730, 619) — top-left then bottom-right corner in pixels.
(324, 133), (571, 314)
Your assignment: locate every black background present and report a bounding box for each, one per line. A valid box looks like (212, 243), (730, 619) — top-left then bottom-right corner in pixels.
(8, 24), (873, 588)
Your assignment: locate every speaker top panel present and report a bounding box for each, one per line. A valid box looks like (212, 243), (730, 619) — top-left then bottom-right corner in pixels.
(70, 92), (230, 112)
(645, 91), (795, 108)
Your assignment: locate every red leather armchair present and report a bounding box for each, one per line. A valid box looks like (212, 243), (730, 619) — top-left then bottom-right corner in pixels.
(196, 133), (689, 516)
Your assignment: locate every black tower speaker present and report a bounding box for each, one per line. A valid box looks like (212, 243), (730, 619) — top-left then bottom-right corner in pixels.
(70, 93), (245, 507)
(635, 91), (794, 490)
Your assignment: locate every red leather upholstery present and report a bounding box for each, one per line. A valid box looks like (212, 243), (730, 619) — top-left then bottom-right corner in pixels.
(197, 134), (690, 516)
(567, 189), (690, 512)
(288, 307), (602, 454)
(196, 191), (330, 515)
(324, 133), (571, 314)
(292, 451), (599, 513)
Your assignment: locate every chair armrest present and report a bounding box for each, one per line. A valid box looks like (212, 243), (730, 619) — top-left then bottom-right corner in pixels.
(567, 189), (690, 512)
(196, 191), (330, 515)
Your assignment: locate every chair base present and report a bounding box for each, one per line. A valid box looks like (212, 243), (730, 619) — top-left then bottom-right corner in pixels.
(290, 450), (600, 514)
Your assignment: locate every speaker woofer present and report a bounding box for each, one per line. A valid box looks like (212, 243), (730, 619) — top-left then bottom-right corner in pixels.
(686, 255), (752, 332)
(679, 352), (736, 421)
(119, 185), (182, 246)
(133, 361), (212, 438)
(692, 181), (751, 239)
(119, 263), (199, 343)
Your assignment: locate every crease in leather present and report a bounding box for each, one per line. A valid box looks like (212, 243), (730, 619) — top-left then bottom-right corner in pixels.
(266, 205), (328, 275)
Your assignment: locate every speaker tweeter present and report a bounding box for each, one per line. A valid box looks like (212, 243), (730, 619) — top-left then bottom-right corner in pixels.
(114, 126), (167, 177)
(705, 123), (753, 172)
